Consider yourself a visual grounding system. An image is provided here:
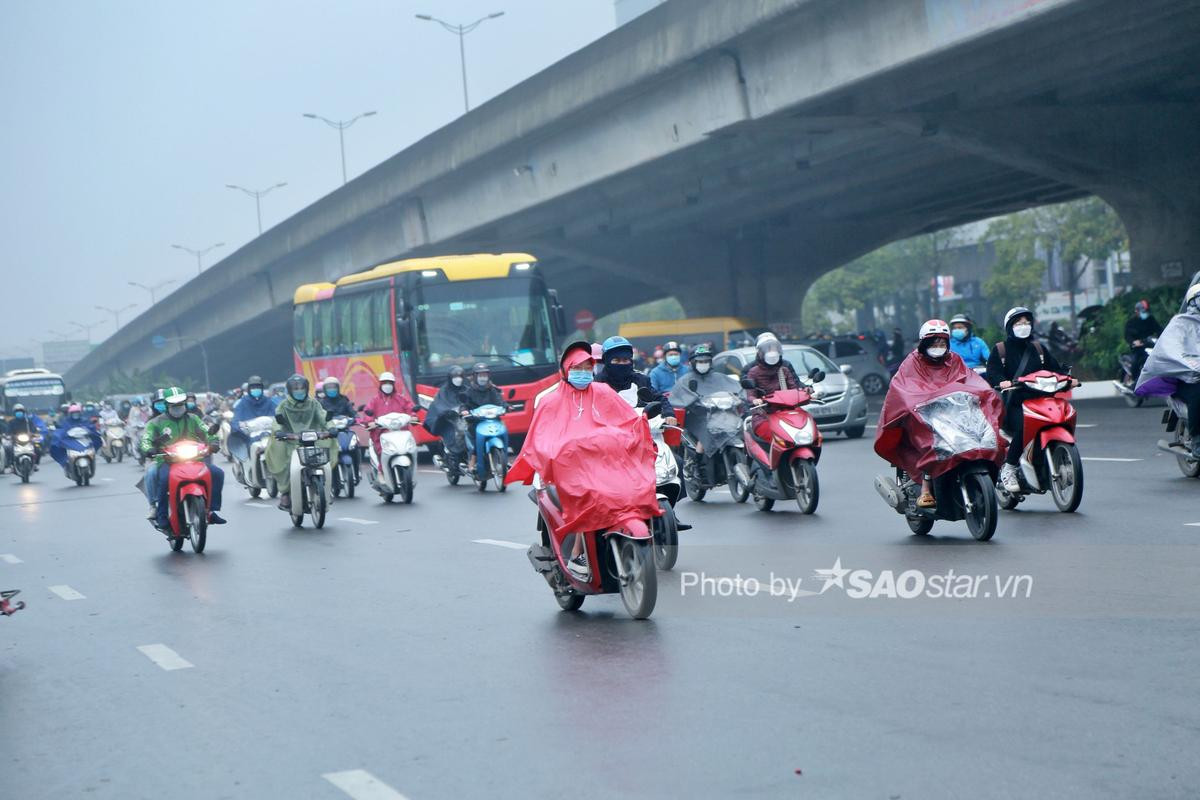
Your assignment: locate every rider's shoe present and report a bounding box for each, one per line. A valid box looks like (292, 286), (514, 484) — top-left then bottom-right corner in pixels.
(207, 512), (227, 525)
(917, 492), (936, 508)
(676, 520), (694, 531)
(277, 493), (291, 511)
(567, 553), (590, 579)
(1000, 464), (1021, 493)
(146, 504), (157, 520)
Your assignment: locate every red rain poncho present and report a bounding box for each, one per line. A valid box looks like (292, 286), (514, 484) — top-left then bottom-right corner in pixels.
(874, 351), (1005, 478)
(506, 344), (660, 533)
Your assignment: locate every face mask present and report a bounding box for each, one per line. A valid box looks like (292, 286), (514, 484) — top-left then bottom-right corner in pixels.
(567, 370), (593, 390)
(186, 402), (196, 411)
(380, 383), (394, 395)
(1012, 323), (1032, 339)
(695, 362), (711, 375)
(951, 329), (967, 341)
(168, 405), (186, 420)
(476, 376), (489, 387)
(451, 377), (463, 387)
(606, 362), (634, 383)
(290, 391), (307, 402)
(249, 388), (263, 399)
(666, 354), (681, 367)
(926, 346), (948, 359)
(14, 412), (23, 419)
(325, 388), (338, 398)
(763, 351), (781, 366)
(1139, 311), (1149, 320)
(154, 403), (166, 414)
(70, 413), (81, 422)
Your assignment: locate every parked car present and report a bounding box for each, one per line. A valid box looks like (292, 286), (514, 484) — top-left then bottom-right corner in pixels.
(791, 337), (890, 395)
(711, 344), (869, 438)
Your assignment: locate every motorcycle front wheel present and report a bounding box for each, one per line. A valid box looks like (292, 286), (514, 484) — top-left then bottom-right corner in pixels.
(792, 460), (819, 514)
(964, 472), (998, 541)
(683, 448), (707, 501)
(614, 538), (657, 620)
(185, 495), (207, 553)
(309, 475), (327, 528)
(267, 477), (279, 499)
(1048, 442), (1083, 512)
(490, 450), (507, 493)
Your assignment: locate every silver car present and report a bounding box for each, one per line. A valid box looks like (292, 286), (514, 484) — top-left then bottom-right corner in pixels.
(797, 338), (891, 395)
(711, 344), (870, 438)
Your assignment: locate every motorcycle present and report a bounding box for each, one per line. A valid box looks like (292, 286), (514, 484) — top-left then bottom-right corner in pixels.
(11, 432), (39, 483)
(365, 412), (416, 504)
(525, 475), (658, 619)
(466, 404), (509, 493)
(62, 426), (98, 486)
(432, 416), (470, 486)
(218, 410), (234, 462)
(127, 416), (148, 466)
(738, 370), (824, 514)
(995, 371), (1084, 512)
(150, 438), (215, 553)
(680, 390), (749, 504)
(228, 415), (278, 499)
(328, 415), (360, 499)
(1115, 336), (1157, 408)
(276, 429), (334, 528)
(100, 420), (126, 463)
(618, 387), (682, 570)
(1157, 393), (1200, 479)
(874, 390), (1002, 540)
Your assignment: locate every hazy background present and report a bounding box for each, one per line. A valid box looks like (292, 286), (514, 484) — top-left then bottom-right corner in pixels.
(0, 0), (618, 360)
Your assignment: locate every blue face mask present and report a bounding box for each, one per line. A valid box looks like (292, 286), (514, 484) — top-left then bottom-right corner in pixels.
(951, 328), (967, 341)
(1139, 311), (1149, 320)
(291, 391), (307, 402)
(249, 388), (263, 399)
(154, 403), (166, 414)
(14, 412), (23, 419)
(325, 388), (339, 398)
(666, 354), (681, 367)
(567, 370), (593, 390)
(186, 402), (196, 411)
(69, 413), (81, 422)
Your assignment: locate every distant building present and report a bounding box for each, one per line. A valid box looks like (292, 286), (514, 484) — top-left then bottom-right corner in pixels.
(41, 340), (93, 375)
(615, 0), (667, 26)
(0, 357), (36, 373)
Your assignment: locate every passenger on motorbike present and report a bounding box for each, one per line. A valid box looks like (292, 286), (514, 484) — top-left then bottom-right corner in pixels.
(1136, 283), (1200, 457)
(139, 387), (227, 527)
(649, 340), (689, 395)
(948, 313), (990, 369)
(150, 389), (168, 418)
(423, 366), (470, 457)
(985, 307), (1071, 493)
(266, 374), (338, 511)
(358, 371), (417, 452)
(1125, 299), (1163, 383)
(50, 404), (101, 470)
(126, 397), (151, 429)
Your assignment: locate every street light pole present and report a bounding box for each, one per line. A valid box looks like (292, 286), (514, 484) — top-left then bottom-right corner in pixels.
(71, 320), (106, 343)
(171, 242), (225, 276)
(415, 12), (505, 113)
(160, 335), (212, 393)
(128, 279), (177, 305)
(95, 303), (137, 331)
(225, 182), (287, 235)
(302, 112), (378, 184)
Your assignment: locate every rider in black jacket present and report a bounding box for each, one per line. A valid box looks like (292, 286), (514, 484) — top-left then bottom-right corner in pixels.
(1124, 299), (1163, 383)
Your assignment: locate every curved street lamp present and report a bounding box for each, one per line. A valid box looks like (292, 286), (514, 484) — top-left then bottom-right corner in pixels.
(302, 112), (377, 185)
(415, 12), (505, 112)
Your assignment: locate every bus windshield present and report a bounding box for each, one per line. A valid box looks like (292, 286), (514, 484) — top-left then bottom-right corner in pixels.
(3, 376), (66, 414)
(412, 277), (556, 380)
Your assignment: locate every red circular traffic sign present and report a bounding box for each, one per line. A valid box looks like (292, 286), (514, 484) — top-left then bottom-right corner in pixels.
(574, 309), (596, 331)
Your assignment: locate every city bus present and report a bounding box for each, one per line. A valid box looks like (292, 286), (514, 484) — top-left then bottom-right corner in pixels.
(618, 316), (765, 354)
(293, 253), (566, 447)
(0, 368), (68, 415)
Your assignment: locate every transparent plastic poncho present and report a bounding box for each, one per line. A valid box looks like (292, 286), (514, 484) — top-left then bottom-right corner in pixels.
(914, 391), (997, 461)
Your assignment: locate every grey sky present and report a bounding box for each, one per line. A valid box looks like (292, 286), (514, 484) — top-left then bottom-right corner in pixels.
(0, 0), (615, 359)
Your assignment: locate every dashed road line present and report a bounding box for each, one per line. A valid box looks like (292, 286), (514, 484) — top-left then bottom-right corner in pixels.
(473, 539), (528, 550)
(137, 644), (194, 671)
(338, 517), (379, 525)
(48, 585), (85, 600)
(1, 554), (22, 564)
(322, 770), (409, 800)
(1081, 457), (1142, 462)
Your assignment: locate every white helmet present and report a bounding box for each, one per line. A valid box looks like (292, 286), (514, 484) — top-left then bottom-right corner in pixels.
(918, 319), (950, 342)
(1186, 283), (1200, 309)
(378, 372), (396, 383)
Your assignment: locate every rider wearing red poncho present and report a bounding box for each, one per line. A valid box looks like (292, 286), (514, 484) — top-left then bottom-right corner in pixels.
(874, 320), (1005, 508)
(506, 341), (660, 576)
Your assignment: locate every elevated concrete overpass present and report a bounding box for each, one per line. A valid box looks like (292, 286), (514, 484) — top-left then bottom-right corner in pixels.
(69, 0), (1200, 389)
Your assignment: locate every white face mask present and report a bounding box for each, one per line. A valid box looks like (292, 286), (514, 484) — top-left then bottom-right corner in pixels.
(695, 362), (711, 375)
(476, 376), (489, 387)
(1012, 323), (1032, 339)
(763, 351), (781, 366)
(926, 346), (947, 359)
(380, 383), (395, 395)
(451, 377), (463, 387)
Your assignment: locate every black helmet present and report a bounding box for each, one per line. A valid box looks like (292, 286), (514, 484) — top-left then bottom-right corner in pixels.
(448, 365), (465, 378)
(471, 362), (491, 386)
(690, 343), (714, 361)
(949, 313), (972, 328)
(663, 340), (682, 354)
(471, 362), (489, 375)
(154, 388), (167, 403)
(247, 375), (263, 389)
(285, 374), (309, 399)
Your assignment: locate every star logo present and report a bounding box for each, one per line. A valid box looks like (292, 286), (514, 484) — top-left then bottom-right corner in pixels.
(813, 557), (850, 594)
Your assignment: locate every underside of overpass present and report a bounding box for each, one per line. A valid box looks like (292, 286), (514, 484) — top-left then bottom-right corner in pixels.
(70, 0), (1200, 390)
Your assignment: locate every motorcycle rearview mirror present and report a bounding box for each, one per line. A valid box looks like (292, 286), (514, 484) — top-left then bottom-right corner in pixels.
(740, 376), (756, 391)
(356, 404), (366, 412)
(636, 386), (655, 403)
(688, 379), (698, 391)
(643, 401), (663, 419)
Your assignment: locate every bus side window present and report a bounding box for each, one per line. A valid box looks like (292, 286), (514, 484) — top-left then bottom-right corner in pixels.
(373, 289), (393, 351)
(353, 294), (371, 352)
(294, 305), (313, 357)
(318, 300), (334, 356)
(334, 295), (351, 355)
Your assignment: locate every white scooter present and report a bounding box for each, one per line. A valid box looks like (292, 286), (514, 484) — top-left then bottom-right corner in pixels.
(231, 416), (278, 498)
(276, 429), (334, 529)
(619, 387), (682, 570)
(218, 410), (234, 462)
(366, 412), (417, 504)
(100, 419), (127, 463)
(11, 432), (39, 483)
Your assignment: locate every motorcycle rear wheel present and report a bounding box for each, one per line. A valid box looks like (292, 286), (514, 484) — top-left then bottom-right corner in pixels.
(1048, 442), (1083, 512)
(267, 477), (279, 499)
(683, 448), (707, 501)
(996, 485), (1020, 510)
(249, 486), (261, 499)
(170, 532), (185, 551)
(964, 472), (998, 541)
(185, 495), (207, 553)
(1175, 435), (1200, 478)
(653, 499), (679, 571)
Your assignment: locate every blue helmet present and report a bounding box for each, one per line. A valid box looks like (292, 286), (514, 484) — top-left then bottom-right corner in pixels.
(602, 335), (632, 353)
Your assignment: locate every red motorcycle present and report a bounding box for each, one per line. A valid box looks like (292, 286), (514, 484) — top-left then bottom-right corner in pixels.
(152, 439), (215, 553)
(526, 478), (658, 619)
(738, 373), (824, 514)
(997, 370), (1083, 513)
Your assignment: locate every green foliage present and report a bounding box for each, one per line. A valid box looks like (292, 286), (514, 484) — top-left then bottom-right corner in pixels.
(1075, 285), (1182, 379)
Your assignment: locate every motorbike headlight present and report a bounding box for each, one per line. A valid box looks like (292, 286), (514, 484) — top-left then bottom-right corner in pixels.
(1033, 376), (1059, 394)
(175, 442), (201, 460)
(16, 434), (29, 444)
(779, 418), (814, 445)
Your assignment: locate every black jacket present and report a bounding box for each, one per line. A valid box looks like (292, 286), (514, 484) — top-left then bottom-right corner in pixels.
(985, 337), (1064, 386)
(462, 383), (506, 411)
(318, 393), (356, 419)
(595, 366), (665, 407)
(5, 417), (37, 436)
(1124, 315), (1163, 346)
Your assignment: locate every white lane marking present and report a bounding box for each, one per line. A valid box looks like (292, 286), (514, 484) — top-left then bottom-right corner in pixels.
(1081, 457), (1143, 462)
(1185, 523), (1200, 527)
(473, 539), (528, 550)
(418, 468), (440, 474)
(101, 477), (114, 482)
(322, 770), (409, 800)
(243, 502), (273, 509)
(137, 644), (194, 671)
(338, 517), (379, 525)
(48, 584), (85, 600)
(1, 554), (22, 564)
(1076, 423), (1098, 428)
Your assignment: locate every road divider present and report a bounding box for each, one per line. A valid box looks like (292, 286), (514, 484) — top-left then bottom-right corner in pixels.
(48, 585), (85, 600)
(136, 644), (194, 671)
(322, 769), (410, 800)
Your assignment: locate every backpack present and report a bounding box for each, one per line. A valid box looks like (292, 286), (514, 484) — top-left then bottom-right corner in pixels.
(994, 341), (1044, 376)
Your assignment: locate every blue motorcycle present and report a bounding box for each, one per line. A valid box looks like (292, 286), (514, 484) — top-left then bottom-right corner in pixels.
(327, 415), (360, 499)
(467, 404), (509, 492)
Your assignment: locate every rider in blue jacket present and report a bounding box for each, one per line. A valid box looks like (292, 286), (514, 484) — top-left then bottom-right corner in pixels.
(231, 375), (279, 429)
(649, 340), (689, 396)
(49, 404), (102, 468)
(948, 314), (990, 369)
